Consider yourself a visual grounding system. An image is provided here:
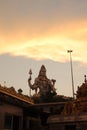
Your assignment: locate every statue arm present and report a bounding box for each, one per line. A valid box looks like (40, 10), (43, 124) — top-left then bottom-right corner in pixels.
(28, 77), (34, 90)
(51, 79), (56, 92)
(28, 77), (38, 90)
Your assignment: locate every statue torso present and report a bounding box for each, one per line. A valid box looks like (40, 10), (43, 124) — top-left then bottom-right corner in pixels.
(34, 76), (52, 94)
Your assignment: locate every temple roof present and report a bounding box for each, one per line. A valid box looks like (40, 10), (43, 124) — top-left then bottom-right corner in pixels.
(0, 84), (33, 105)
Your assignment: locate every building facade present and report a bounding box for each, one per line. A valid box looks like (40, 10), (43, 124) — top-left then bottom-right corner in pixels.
(0, 85), (35, 130)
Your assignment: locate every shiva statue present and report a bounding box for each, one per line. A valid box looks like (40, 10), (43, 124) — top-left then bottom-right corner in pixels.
(28, 65), (56, 98)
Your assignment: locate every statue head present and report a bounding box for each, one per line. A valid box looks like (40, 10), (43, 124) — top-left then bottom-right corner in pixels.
(39, 65), (46, 77)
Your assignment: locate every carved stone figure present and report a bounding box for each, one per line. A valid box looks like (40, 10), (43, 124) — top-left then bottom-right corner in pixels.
(28, 65), (56, 97)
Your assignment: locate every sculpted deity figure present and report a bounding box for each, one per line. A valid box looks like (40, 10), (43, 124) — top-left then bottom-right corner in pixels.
(28, 65), (56, 97)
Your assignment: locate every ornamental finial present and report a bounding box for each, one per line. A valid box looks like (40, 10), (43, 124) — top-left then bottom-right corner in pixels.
(29, 69), (32, 75)
(84, 75), (87, 83)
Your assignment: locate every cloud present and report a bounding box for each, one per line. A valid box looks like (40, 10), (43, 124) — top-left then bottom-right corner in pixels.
(0, 19), (87, 63)
(0, 19), (87, 62)
(0, 36), (87, 64)
(0, 0), (87, 63)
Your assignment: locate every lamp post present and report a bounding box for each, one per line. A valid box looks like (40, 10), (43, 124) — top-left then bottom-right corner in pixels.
(67, 50), (75, 99)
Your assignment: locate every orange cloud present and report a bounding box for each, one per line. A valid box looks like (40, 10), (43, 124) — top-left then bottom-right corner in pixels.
(0, 19), (87, 63)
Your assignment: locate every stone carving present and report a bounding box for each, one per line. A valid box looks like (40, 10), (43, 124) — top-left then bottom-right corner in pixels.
(62, 75), (87, 114)
(75, 75), (87, 113)
(28, 65), (56, 97)
(62, 101), (78, 115)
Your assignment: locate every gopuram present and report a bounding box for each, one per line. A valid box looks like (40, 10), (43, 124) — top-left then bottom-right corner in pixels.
(28, 65), (57, 103)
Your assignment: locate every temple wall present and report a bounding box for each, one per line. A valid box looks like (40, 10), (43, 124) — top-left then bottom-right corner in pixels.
(0, 103), (23, 130)
(47, 115), (87, 130)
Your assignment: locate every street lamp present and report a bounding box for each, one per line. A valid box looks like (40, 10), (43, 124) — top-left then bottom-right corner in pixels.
(67, 50), (75, 99)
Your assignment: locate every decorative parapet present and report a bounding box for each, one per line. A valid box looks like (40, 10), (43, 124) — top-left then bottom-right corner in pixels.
(47, 114), (87, 124)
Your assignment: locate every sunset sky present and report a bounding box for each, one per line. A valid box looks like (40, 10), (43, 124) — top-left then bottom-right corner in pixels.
(0, 0), (87, 97)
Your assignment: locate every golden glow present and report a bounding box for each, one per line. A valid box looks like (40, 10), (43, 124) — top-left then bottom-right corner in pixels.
(0, 19), (87, 63)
